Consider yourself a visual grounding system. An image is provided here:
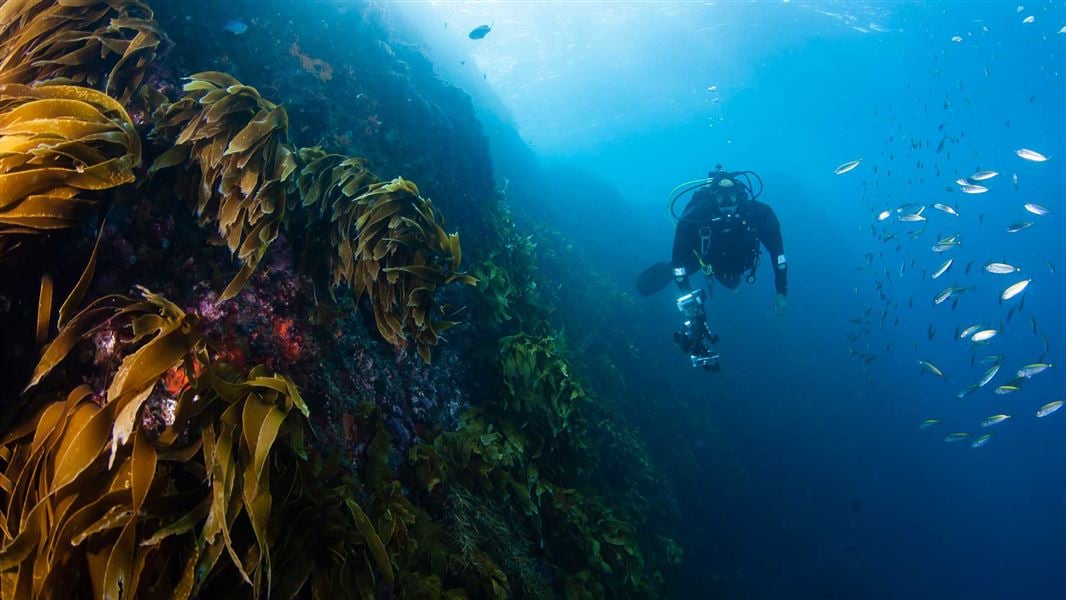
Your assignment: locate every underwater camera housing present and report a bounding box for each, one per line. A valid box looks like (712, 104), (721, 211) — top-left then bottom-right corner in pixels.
(674, 289), (721, 372)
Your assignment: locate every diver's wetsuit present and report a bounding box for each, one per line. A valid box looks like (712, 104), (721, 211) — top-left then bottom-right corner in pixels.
(671, 187), (788, 294)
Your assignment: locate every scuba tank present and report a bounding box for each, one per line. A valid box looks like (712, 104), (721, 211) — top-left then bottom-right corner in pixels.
(637, 165), (764, 297)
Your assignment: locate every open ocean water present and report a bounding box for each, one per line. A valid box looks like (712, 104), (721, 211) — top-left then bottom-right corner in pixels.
(391, 2), (1066, 597)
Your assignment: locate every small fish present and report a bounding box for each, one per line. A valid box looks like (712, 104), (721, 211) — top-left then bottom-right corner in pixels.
(919, 419), (941, 430)
(1007, 221), (1033, 233)
(222, 19), (248, 35)
(1022, 15), (1035, 24)
(1017, 363), (1052, 378)
(951, 35), (963, 43)
(994, 385), (1020, 395)
(1016, 148), (1049, 162)
(960, 184), (988, 194)
(1048, 261), (1056, 274)
(971, 434), (993, 448)
(933, 203), (959, 216)
(955, 177), (972, 186)
(970, 170), (998, 181)
(934, 284), (972, 305)
(1001, 279), (1031, 301)
(932, 242), (959, 253)
(1036, 400), (1064, 418)
(1012, 173), (1019, 189)
(956, 385), (979, 399)
(918, 360), (945, 377)
(960, 324), (983, 340)
(980, 354), (1004, 365)
(932, 258), (953, 279)
(1059, 26), (1066, 34)
(944, 432), (969, 442)
(985, 262), (1019, 274)
(977, 364), (1000, 388)
(834, 159), (862, 175)
(468, 24), (492, 39)
(876, 210), (891, 221)
(899, 211), (927, 222)
(981, 414), (1011, 427)
(1023, 202), (1051, 216)
(971, 329), (998, 342)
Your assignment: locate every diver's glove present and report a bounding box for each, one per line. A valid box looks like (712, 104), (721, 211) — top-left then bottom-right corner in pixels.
(773, 293), (788, 317)
(674, 289), (720, 371)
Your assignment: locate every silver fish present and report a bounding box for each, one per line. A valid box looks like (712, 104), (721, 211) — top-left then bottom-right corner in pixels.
(919, 419), (941, 430)
(981, 414), (1010, 427)
(1007, 221), (1033, 233)
(978, 363), (1000, 387)
(1001, 279), (1031, 301)
(918, 360), (945, 377)
(979, 354), (1003, 365)
(1016, 148), (1049, 162)
(834, 159), (862, 174)
(899, 212), (927, 222)
(956, 385), (979, 399)
(985, 262), (1019, 274)
(970, 170), (998, 181)
(944, 432), (969, 442)
(971, 434), (992, 448)
(935, 285), (972, 305)
(955, 177), (971, 186)
(959, 324), (983, 339)
(971, 329), (998, 342)
(932, 259), (953, 279)
(933, 203), (959, 216)
(1023, 203), (1051, 216)
(1017, 363), (1052, 378)
(961, 184), (988, 194)
(876, 209), (891, 221)
(1036, 400), (1064, 418)
(994, 385), (1020, 395)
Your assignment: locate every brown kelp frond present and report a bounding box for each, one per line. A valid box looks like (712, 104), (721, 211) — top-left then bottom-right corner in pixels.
(0, 83), (140, 233)
(293, 147), (476, 362)
(150, 72), (297, 301)
(351, 177), (477, 362)
(0, 289), (329, 599)
(293, 147), (374, 292)
(0, 82), (141, 346)
(0, 0), (161, 105)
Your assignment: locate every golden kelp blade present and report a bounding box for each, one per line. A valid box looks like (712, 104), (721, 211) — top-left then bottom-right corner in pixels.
(0, 0), (161, 105)
(0, 84), (140, 347)
(293, 149), (476, 362)
(151, 73), (296, 302)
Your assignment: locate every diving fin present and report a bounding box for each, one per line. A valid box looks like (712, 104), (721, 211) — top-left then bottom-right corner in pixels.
(636, 261), (674, 297)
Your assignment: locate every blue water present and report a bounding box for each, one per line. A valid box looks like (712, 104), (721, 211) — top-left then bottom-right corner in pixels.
(391, 2), (1065, 597)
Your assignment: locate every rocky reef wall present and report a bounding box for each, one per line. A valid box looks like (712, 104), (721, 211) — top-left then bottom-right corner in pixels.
(0, 1), (680, 597)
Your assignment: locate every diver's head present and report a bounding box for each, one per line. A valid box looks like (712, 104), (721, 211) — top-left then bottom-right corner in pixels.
(711, 175), (746, 214)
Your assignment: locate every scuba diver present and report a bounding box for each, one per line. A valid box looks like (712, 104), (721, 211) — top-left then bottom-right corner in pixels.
(636, 165), (788, 372)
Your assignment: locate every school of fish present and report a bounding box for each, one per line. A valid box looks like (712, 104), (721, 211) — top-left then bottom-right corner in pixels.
(841, 17), (1060, 450)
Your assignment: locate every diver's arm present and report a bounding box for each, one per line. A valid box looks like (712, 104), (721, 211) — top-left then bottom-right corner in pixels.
(671, 219), (700, 292)
(756, 204), (788, 296)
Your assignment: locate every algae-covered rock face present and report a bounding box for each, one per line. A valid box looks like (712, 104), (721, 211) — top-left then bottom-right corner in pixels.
(0, 1), (680, 598)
